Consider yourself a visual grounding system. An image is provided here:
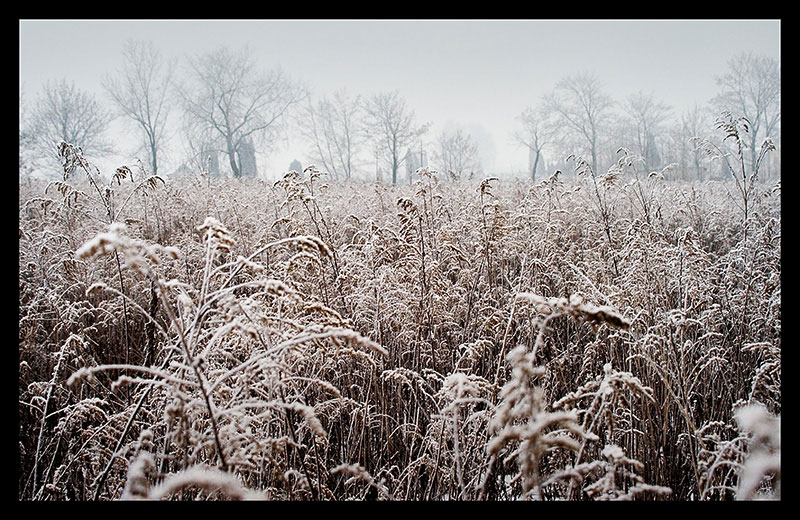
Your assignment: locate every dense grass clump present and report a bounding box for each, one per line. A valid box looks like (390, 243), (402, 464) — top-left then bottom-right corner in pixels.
(18, 142), (780, 501)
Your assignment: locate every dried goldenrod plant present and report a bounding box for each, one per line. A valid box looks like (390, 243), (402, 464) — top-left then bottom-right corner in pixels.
(19, 132), (779, 500)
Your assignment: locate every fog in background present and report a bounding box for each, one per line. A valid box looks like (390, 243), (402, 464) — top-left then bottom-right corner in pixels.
(19, 19), (781, 181)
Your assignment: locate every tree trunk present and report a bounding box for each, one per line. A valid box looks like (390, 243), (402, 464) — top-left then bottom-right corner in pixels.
(226, 136), (240, 178)
(391, 137), (399, 185)
(150, 139), (158, 176)
(749, 134), (758, 176)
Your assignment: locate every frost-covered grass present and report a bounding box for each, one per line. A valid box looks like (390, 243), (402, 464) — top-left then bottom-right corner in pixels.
(18, 148), (780, 501)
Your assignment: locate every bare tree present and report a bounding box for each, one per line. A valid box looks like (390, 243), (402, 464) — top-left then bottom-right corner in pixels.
(363, 91), (428, 185)
(298, 89), (362, 181)
(181, 117), (223, 177)
(512, 106), (552, 182)
(660, 104), (713, 181)
(711, 52), (780, 175)
(102, 39), (175, 176)
(681, 105), (713, 181)
(404, 141), (428, 184)
(543, 72), (614, 173)
(435, 128), (480, 181)
(180, 46), (306, 178)
(621, 91), (672, 170)
(25, 79), (113, 168)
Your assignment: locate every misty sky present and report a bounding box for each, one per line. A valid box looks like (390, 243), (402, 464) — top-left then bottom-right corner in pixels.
(19, 19), (781, 179)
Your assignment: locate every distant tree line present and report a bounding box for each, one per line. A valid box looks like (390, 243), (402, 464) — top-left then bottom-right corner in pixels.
(513, 54), (780, 182)
(19, 42), (780, 184)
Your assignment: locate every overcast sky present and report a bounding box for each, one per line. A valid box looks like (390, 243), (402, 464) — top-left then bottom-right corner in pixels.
(19, 19), (781, 179)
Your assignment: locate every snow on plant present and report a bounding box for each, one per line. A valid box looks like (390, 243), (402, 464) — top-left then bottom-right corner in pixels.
(734, 403), (780, 500)
(563, 443), (672, 500)
(487, 345), (591, 500)
(56, 183), (386, 498)
(19, 132), (779, 500)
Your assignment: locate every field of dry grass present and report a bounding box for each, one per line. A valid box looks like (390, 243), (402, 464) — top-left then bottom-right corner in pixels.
(18, 145), (780, 500)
